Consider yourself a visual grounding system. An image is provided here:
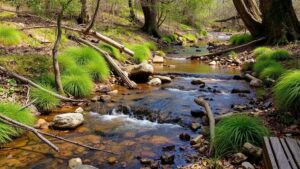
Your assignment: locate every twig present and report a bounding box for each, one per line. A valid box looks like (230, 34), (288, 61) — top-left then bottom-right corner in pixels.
(19, 99), (37, 111)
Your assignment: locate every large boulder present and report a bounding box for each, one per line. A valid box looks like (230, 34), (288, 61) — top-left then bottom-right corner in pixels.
(51, 113), (84, 129)
(128, 62), (154, 83)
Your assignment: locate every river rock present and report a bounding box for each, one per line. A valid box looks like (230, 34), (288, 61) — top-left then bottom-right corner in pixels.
(107, 157), (117, 165)
(34, 119), (49, 130)
(250, 79), (263, 87)
(129, 62), (154, 82)
(51, 113), (84, 129)
(231, 88), (250, 94)
(75, 107), (84, 113)
(191, 79), (205, 86)
(242, 142), (262, 158)
(152, 55), (164, 63)
(96, 85), (112, 93)
(241, 162), (255, 169)
(150, 161), (160, 169)
(191, 109), (205, 117)
(100, 95), (111, 102)
(160, 152), (174, 164)
(91, 96), (101, 102)
(107, 90), (118, 95)
(179, 133), (191, 141)
(148, 78), (161, 86)
(74, 165), (98, 169)
(231, 153), (248, 164)
(209, 61), (217, 65)
(69, 158), (82, 169)
(154, 75), (172, 83)
(190, 135), (204, 145)
(140, 158), (153, 165)
(190, 122), (201, 131)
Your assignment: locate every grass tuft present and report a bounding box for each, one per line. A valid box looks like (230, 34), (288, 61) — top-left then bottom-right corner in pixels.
(143, 41), (157, 51)
(230, 33), (253, 45)
(99, 43), (125, 62)
(214, 115), (269, 157)
(273, 70), (300, 116)
(62, 74), (93, 98)
(0, 103), (36, 144)
(127, 44), (151, 63)
(85, 59), (110, 81)
(30, 85), (60, 111)
(0, 26), (21, 46)
(58, 55), (77, 72)
(253, 59), (282, 75)
(270, 49), (290, 61)
(63, 47), (100, 66)
(253, 47), (272, 58)
(259, 65), (285, 81)
(161, 34), (177, 44)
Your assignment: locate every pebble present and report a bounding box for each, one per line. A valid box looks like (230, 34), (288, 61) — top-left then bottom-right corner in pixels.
(241, 161), (255, 169)
(107, 157), (117, 165)
(75, 107), (84, 113)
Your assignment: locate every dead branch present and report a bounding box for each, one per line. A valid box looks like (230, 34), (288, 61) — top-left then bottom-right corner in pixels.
(215, 16), (241, 22)
(68, 35), (137, 89)
(194, 97), (215, 156)
(0, 66), (82, 102)
(188, 37), (266, 60)
(84, 0), (100, 33)
(0, 114), (59, 152)
(19, 99), (37, 111)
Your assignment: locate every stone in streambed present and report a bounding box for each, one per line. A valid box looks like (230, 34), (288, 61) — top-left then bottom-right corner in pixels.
(191, 109), (205, 117)
(100, 95), (111, 102)
(140, 158), (153, 165)
(179, 133), (191, 141)
(107, 157), (117, 165)
(231, 88), (250, 94)
(152, 55), (164, 63)
(241, 162), (255, 169)
(75, 107), (84, 113)
(190, 135), (204, 145)
(34, 118), (49, 129)
(69, 158), (82, 169)
(160, 152), (174, 164)
(148, 78), (161, 86)
(74, 165), (98, 169)
(107, 90), (118, 95)
(191, 79), (205, 85)
(51, 113), (84, 129)
(128, 62), (154, 83)
(190, 122), (201, 131)
(153, 75), (172, 83)
(230, 153), (247, 164)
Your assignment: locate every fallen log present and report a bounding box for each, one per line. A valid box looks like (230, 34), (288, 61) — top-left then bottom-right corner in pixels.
(245, 73), (263, 87)
(194, 97), (215, 156)
(215, 16), (241, 22)
(68, 35), (137, 89)
(0, 66), (82, 102)
(188, 36), (266, 60)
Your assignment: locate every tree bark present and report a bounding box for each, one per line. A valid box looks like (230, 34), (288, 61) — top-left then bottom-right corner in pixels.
(260, 0), (300, 43)
(233, 0), (263, 37)
(128, 0), (136, 21)
(141, 0), (160, 38)
(77, 0), (90, 24)
(85, 0), (101, 33)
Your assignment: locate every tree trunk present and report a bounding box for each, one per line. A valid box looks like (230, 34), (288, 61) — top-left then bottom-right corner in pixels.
(233, 0), (263, 37)
(77, 0), (90, 24)
(260, 0), (300, 43)
(128, 0), (136, 21)
(141, 0), (160, 38)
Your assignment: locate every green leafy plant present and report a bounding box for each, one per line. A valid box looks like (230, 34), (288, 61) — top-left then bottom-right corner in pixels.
(0, 26), (21, 46)
(0, 103), (36, 143)
(253, 47), (272, 58)
(270, 49), (290, 61)
(230, 33), (253, 45)
(127, 44), (151, 63)
(273, 70), (300, 116)
(30, 85), (60, 111)
(214, 115), (269, 157)
(253, 59), (282, 75)
(99, 43), (125, 61)
(259, 65), (285, 81)
(143, 41), (157, 51)
(62, 74), (93, 98)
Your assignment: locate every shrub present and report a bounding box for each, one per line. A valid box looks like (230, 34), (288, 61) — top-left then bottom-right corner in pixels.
(230, 33), (253, 45)
(143, 41), (157, 51)
(63, 47), (100, 66)
(273, 70), (300, 116)
(85, 59), (110, 81)
(214, 115), (269, 157)
(30, 85), (60, 111)
(270, 49), (290, 61)
(99, 44), (125, 62)
(0, 26), (21, 46)
(0, 103), (36, 143)
(253, 47), (272, 58)
(62, 74), (93, 98)
(253, 59), (281, 75)
(259, 65), (285, 81)
(127, 44), (151, 63)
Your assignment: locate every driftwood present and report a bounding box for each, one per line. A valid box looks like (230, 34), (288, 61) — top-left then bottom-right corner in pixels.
(194, 97), (215, 156)
(245, 73), (260, 81)
(0, 66), (82, 102)
(188, 36), (267, 60)
(0, 114), (59, 152)
(68, 35), (137, 89)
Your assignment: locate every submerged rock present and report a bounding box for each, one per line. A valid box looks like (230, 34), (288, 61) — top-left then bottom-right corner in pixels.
(190, 109), (205, 117)
(191, 79), (205, 86)
(51, 113), (84, 129)
(148, 78), (162, 86)
(190, 122), (201, 131)
(179, 133), (191, 141)
(107, 157), (117, 165)
(100, 95), (111, 102)
(34, 118), (49, 130)
(153, 75), (172, 83)
(160, 152), (174, 164)
(231, 88), (250, 94)
(128, 62), (154, 82)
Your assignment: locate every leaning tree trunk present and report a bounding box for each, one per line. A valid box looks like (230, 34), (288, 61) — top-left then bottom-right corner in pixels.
(260, 0), (300, 43)
(77, 0), (90, 24)
(141, 0), (160, 38)
(233, 0), (263, 37)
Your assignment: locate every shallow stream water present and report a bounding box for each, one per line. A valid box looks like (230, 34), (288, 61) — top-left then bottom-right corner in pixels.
(0, 43), (255, 169)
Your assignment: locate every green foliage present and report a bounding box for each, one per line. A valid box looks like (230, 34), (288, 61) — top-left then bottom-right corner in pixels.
(253, 47), (272, 58)
(230, 33), (253, 45)
(62, 66), (88, 76)
(270, 49), (290, 61)
(127, 44), (151, 63)
(273, 70), (300, 115)
(253, 59), (282, 75)
(259, 65), (285, 81)
(0, 11), (16, 18)
(183, 33), (197, 42)
(30, 85), (60, 111)
(35, 74), (55, 87)
(63, 47), (100, 66)
(143, 41), (157, 51)
(58, 55), (77, 72)
(161, 34), (177, 44)
(0, 103), (36, 144)
(228, 51), (237, 60)
(214, 115), (269, 157)
(99, 43), (125, 62)
(62, 74), (93, 98)
(198, 27), (208, 36)
(0, 26), (21, 46)
(85, 58), (110, 81)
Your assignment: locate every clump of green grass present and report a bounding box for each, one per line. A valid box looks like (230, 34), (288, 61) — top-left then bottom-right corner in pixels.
(62, 66), (88, 76)
(230, 33), (253, 45)
(0, 11), (17, 18)
(259, 65), (285, 81)
(99, 43), (125, 62)
(63, 47), (100, 66)
(161, 34), (177, 44)
(127, 44), (151, 63)
(256, 52), (273, 61)
(58, 55), (77, 72)
(253, 59), (282, 75)
(62, 74), (93, 98)
(273, 70), (300, 116)
(30, 85), (60, 111)
(143, 41), (157, 51)
(0, 103), (36, 143)
(253, 47), (272, 58)
(0, 26), (21, 46)
(270, 49), (290, 61)
(183, 33), (197, 42)
(214, 114), (269, 157)
(85, 59), (110, 81)
(35, 74), (55, 87)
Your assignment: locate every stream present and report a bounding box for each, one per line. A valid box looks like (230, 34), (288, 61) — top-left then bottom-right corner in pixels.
(0, 40), (256, 169)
